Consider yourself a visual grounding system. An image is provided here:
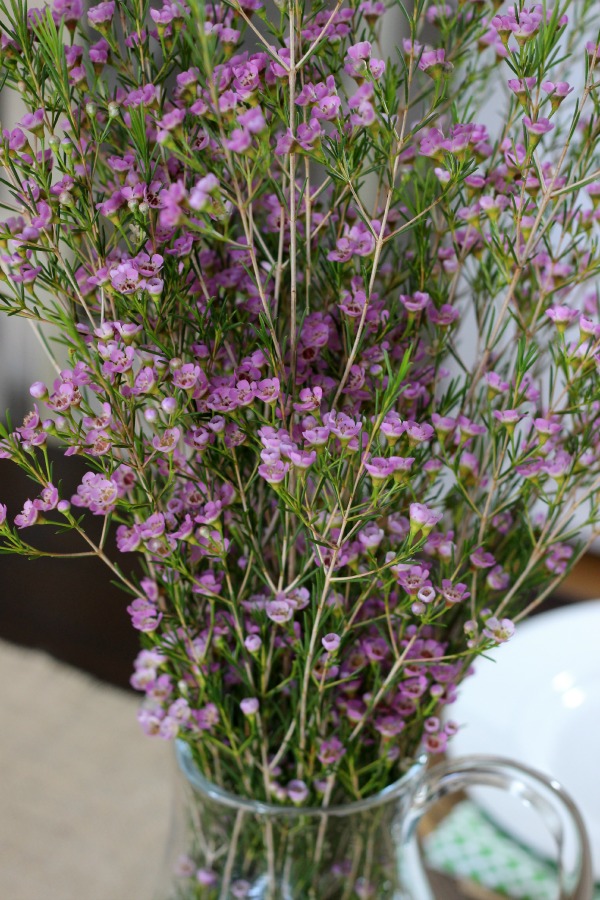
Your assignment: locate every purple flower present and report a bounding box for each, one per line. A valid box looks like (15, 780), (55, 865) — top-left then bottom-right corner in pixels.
(152, 428), (180, 453)
(19, 109), (44, 135)
(396, 564), (432, 595)
(423, 732), (448, 754)
(339, 288), (367, 318)
(196, 869), (218, 887)
(139, 513), (166, 541)
(543, 450), (572, 480)
(127, 597), (162, 632)
(225, 128), (252, 153)
(427, 304), (460, 327)
(487, 566), (510, 590)
(523, 116), (554, 140)
(87, 0), (115, 27)
(289, 449), (317, 470)
(303, 425), (330, 447)
(404, 420), (434, 444)
(483, 616), (515, 643)
(344, 41), (372, 79)
(409, 503), (443, 535)
(116, 524), (142, 552)
(457, 415), (486, 441)
(508, 77), (536, 102)
(542, 80), (573, 110)
(52, 0), (84, 25)
(33, 483), (59, 512)
(388, 456), (414, 483)
(266, 596), (294, 624)
(325, 411), (362, 443)
(14, 500), (39, 528)
(71, 472), (118, 515)
(317, 736), (346, 766)
(348, 83), (376, 129)
(375, 715), (405, 738)
(259, 460), (289, 485)
(293, 386), (323, 413)
(89, 37), (110, 68)
(172, 363), (203, 391)
(440, 580), (470, 604)
(418, 48), (453, 79)
(492, 409), (527, 430)
(399, 291), (430, 314)
(193, 703), (220, 732)
(470, 547), (496, 569)
(364, 456), (395, 483)
(485, 372), (509, 394)
(286, 780), (309, 805)
(255, 378), (280, 405)
(322, 633), (341, 653)
(245, 634), (262, 653)
(545, 305), (579, 332)
(238, 107), (267, 134)
(240, 697), (259, 716)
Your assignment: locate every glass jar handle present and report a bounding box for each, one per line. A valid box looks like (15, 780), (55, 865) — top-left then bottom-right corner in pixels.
(400, 754), (594, 900)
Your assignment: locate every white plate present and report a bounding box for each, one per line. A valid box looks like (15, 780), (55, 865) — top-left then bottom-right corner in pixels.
(450, 600), (600, 879)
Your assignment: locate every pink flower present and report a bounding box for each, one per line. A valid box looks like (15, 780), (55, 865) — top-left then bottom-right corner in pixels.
(255, 378), (280, 405)
(15, 499), (39, 528)
(487, 566), (510, 590)
(240, 697), (259, 716)
(87, 1), (115, 27)
(545, 305), (579, 331)
(325, 411), (362, 443)
(266, 596), (294, 624)
(317, 736), (346, 766)
(409, 503), (443, 535)
(258, 460), (289, 485)
(322, 633), (341, 653)
(441, 580), (470, 605)
(418, 48), (452, 79)
(33, 483), (59, 512)
(523, 116), (554, 139)
(470, 547), (496, 569)
(152, 428), (180, 453)
(404, 420), (434, 444)
(289, 449), (317, 470)
(399, 291), (430, 314)
(483, 616), (515, 643)
(364, 456), (395, 483)
(287, 780), (309, 805)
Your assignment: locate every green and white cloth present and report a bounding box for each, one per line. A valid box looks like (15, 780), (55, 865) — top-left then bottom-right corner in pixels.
(423, 800), (600, 900)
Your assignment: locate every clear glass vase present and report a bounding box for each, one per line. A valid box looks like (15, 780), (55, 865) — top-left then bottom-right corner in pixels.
(155, 741), (593, 900)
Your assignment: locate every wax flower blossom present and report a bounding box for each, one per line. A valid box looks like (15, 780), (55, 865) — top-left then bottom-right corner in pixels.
(0, 0), (598, 841)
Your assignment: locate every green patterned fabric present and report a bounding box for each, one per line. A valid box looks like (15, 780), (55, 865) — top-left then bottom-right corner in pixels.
(423, 801), (600, 900)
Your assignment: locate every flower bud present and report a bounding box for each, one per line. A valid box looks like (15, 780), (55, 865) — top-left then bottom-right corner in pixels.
(29, 381), (47, 399)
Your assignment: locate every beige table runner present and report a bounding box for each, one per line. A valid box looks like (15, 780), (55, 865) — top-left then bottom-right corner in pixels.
(0, 639), (172, 900)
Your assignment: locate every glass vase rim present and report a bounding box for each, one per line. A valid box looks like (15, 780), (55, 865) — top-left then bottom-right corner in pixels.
(175, 739), (428, 818)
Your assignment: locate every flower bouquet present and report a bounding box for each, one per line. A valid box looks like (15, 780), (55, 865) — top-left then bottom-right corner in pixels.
(0, 0), (599, 895)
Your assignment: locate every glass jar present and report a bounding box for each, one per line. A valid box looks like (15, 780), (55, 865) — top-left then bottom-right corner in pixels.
(155, 741), (593, 899)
